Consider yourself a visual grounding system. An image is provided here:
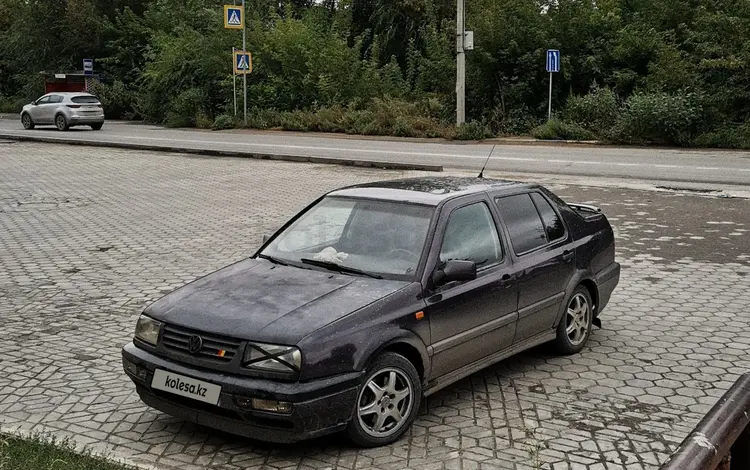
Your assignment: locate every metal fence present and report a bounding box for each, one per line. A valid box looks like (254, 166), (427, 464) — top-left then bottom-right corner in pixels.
(661, 372), (750, 470)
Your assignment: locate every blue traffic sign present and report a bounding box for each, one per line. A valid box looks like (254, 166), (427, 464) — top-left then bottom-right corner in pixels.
(224, 5), (244, 29)
(546, 49), (560, 73)
(83, 58), (94, 76)
(233, 51), (252, 74)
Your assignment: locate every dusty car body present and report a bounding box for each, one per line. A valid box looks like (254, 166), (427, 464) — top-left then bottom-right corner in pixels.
(122, 177), (620, 446)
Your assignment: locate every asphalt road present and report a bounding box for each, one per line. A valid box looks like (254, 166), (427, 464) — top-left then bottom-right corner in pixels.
(2, 118), (750, 185)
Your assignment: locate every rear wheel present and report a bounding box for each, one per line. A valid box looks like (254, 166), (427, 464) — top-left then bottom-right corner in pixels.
(552, 286), (593, 355)
(347, 352), (421, 447)
(90, 122), (103, 131)
(55, 114), (69, 131)
(21, 113), (34, 130)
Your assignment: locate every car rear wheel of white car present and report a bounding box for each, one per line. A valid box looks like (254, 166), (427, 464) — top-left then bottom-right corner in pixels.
(90, 123), (103, 131)
(347, 352), (421, 447)
(21, 113), (34, 130)
(553, 286), (593, 355)
(55, 114), (69, 131)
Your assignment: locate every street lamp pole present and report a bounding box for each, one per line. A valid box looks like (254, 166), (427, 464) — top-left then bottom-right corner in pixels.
(242, 0), (247, 125)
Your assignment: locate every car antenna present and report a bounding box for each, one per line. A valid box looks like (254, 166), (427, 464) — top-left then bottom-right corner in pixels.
(478, 144), (496, 179)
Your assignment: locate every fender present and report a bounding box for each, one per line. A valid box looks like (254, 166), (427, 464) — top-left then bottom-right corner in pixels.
(354, 326), (431, 384)
(554, 268), (599, 328)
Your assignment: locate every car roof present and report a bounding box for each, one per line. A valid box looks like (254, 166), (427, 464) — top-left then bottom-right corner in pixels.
(328, 176), (532, 206)
(43, 92), (95, 96)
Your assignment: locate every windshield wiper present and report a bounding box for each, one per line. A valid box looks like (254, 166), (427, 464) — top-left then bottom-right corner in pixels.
(300, 258), (383, 279)
(257, 254), (289, 266)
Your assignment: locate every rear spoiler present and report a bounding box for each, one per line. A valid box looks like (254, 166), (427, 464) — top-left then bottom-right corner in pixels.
(567, 203), (601, 214)
(568, 203), (603, 220)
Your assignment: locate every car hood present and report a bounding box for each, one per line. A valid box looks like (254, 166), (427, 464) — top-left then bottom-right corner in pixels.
(143, 258), (411, 344)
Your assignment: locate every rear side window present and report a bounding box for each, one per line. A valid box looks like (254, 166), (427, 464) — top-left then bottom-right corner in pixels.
(72, 96), (99, 104)
(530, 193), (565, 242)
(495, 194), (547, 254)
(49, 95), (64, 103)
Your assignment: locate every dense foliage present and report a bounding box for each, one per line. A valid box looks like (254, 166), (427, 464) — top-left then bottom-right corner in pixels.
(1, 0), (749, 145)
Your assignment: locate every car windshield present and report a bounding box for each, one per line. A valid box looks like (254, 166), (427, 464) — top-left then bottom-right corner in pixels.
(260, 197), (434, 279)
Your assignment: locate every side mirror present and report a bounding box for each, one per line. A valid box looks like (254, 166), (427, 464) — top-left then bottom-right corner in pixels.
(262, 234), (271, 244)
(31, 100), (37, 106)
(433, 260), (477, 286)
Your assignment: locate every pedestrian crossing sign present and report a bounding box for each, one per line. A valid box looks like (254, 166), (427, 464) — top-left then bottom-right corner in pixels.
(234, 51), (252, 74)
(224, 5), (244, 29)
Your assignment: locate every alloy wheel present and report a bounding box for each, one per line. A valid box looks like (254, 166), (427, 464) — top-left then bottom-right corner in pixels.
(56, 115), (66, 130)
(566, 293), (590, 346)
(356, 368), (413, 438)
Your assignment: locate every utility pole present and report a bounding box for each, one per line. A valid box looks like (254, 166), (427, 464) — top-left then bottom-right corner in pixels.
(456, 0), (466, 125)
(242, 0), (247, 125)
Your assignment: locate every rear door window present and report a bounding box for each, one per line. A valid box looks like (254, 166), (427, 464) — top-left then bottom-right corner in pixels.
(49, 95), (64, 103)
(530, 193), (565, 242)
(72, 96), (100, 104)
(494, 194), (547, 254)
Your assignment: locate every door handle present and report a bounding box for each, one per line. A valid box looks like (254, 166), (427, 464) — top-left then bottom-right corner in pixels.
(499, 273), (513, 288)
(562, 250), (574, 262)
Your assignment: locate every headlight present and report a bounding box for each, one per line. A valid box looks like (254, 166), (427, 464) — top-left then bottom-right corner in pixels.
(134, 314), (162, 346)
(243, 342), (302, 375)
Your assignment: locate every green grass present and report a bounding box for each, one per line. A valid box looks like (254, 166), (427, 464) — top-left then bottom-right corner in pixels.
(0, 434), (133, 470)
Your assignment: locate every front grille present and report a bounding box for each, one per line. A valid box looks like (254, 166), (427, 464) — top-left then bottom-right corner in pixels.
(162, 324), (243, 363)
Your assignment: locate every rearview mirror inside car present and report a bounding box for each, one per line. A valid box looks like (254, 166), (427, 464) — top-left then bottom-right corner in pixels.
(433, 260), (477, 285)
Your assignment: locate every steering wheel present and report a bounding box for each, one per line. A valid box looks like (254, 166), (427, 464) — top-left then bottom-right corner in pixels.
(387, 249), (419, 262)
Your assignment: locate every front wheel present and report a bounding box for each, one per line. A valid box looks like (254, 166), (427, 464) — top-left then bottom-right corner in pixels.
(21, 113), (34, 130)
(55, 114), (69, 131)
(552, 286), (593, 355)
(347, 352), (421, 447)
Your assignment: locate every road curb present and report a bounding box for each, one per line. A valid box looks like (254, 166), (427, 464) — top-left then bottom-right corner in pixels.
(0, 133), (444, 172)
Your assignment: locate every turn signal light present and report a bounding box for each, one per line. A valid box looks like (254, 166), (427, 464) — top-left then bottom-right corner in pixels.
(252, 399), (293, 414)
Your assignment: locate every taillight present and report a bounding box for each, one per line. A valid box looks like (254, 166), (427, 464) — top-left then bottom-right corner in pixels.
(67, 104), (81, 109)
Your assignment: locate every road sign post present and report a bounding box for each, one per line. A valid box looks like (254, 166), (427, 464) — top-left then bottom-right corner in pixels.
(546, 49), (560, 121)
(232, 47), (237, 117)
(225, 3), (247, 124)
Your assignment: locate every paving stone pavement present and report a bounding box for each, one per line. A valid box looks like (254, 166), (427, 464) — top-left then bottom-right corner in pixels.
(1, 142), (749, 470)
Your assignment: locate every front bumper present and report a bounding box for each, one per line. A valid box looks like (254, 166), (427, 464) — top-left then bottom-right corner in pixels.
(122, 342), (362, 443)
(595, 262), (620, 314)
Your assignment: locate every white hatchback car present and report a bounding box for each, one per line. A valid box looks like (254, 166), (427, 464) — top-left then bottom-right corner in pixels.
(21, 92), (105, 131)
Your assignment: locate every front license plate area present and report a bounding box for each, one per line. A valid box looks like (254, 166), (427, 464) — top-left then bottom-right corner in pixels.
(151, 369), (221, 405)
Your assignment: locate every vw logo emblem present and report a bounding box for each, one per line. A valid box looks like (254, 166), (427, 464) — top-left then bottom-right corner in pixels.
(187, 335), (203, 354)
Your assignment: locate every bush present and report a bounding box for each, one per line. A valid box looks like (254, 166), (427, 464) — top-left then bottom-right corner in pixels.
(531, 119), (597, 141)
(88, 81), (137, 119)
(212, 114), (236, 130)
(563, 87), (619, 134)
(453, 121), (494, 140)
(692, 123), (750, 149)
(166, 88), (207, 128)
(610, 91), (702, 145)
